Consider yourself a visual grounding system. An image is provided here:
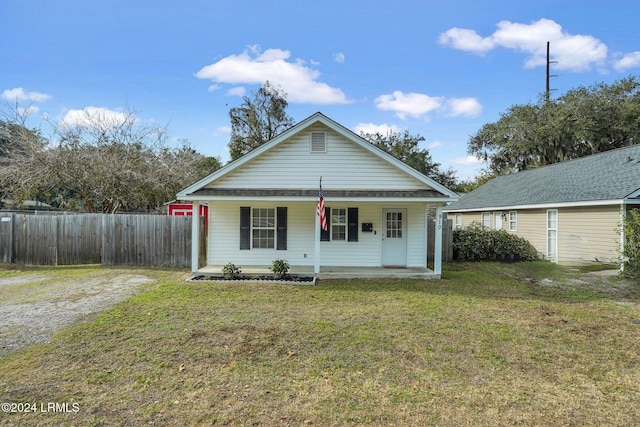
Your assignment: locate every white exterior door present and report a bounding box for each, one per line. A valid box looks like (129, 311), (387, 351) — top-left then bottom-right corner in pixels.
(494, 212), (503, 230)
(382, 208), (407, 266)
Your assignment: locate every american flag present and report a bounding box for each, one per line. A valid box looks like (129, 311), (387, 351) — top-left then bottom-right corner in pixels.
(317, 179), (327, 231)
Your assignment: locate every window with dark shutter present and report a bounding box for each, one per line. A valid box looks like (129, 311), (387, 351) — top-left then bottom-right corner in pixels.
(348, 208), (358, 242)
(239, 207), (251, 250)
(277, 207), (287, 250)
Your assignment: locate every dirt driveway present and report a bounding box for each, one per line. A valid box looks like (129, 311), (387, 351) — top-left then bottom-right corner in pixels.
(0, 270), (155, 356)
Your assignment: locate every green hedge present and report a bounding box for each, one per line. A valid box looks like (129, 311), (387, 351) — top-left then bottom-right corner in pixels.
(453, 223), (539, 262)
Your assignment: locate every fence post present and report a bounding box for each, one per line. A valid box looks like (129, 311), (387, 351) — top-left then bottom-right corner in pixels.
(0, 213), (14, 263)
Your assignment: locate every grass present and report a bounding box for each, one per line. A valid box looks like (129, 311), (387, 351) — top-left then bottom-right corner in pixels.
(1, 262), (639, 426)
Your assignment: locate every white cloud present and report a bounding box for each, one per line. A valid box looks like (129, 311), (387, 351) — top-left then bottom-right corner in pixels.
(452, 155), (483, 166)
(17, 106), (40, 116)
(1, 87), (51, 103)
(195, 46), (351, 104)
(226, 86), (246, 96)
(444, 98), (483, 118)
(354, 122), (400, 136)
(60, 107), (131, 130)
(374, 91), (482, 120)
(439, 18), (608, 72)
(374, 91), (444, 120)
(428, 141), (443, 149)
(438, 27), (495, 55)
(613, 51), (640, 71)
(333, 52), (345, 63)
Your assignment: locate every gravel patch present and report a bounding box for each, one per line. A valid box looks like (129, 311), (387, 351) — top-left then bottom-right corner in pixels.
(0, 272), (154, 356)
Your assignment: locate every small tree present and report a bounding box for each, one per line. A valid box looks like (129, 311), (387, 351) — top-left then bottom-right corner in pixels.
(228, 81), (295, 161)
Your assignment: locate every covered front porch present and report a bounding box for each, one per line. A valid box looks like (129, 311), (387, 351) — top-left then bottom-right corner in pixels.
(196, 265), (439, 280)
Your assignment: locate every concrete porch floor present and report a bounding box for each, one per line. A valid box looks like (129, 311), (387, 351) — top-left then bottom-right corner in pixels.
(197, 265), (439, 280)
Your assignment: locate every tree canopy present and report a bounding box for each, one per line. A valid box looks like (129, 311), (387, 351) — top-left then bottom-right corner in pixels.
(469, 75), (640, 175)
(0, 108), (221, 213)
(360, 129), (457, 188)
(228, 81), (295, 161)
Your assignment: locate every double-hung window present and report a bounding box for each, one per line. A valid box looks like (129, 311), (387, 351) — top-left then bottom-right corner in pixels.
(331, 208), (346, 241)
(481, 212), (491, 229)
(509, 211), (517, 231)
(252, 208), (275, 248)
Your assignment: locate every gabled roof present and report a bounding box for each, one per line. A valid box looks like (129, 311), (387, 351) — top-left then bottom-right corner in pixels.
(445, 144), (640, 212)
(178, 112), (458, 201)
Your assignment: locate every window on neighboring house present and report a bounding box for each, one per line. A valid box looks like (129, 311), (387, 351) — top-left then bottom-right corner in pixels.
(481, 212), (491, 229)
(331, 208), (346, 241)
(547, 209), (558, 261)
(252, 208), (275, 248)
(455, 213), (462, 230)
(509, 211), (517, 231)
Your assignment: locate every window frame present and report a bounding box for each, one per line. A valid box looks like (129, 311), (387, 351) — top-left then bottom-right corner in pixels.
(331, 208), (346, 241)
(455, 213), (462, 230)
(546, 209), (558, 262)
(509, 211), (517, 231)
(481, 212), (491, 229)
(252, 207), (275, 249)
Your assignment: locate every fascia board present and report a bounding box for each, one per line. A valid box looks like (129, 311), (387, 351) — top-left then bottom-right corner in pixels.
(444, 199), (624, 212)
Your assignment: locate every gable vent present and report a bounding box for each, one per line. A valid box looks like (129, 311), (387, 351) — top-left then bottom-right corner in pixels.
(310, 132), (327, 153)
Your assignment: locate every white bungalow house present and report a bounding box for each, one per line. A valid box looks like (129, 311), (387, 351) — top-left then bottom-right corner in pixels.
(177, 112), (459, 278)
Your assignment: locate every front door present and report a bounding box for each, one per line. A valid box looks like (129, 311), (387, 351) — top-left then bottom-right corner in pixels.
(382, 208), (407, 266)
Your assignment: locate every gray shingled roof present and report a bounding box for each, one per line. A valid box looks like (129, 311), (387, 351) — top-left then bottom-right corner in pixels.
(445, 144), (640, 211)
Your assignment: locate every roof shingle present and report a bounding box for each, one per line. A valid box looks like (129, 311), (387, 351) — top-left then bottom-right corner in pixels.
(445, 145), (640, 211)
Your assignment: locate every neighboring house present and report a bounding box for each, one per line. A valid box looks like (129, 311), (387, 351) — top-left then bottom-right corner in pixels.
(444, 145), (640, 265)
(177, 112), (459, 277)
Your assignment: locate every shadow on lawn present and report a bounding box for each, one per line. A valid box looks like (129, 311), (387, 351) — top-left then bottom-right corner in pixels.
(310, 261), (638, 303)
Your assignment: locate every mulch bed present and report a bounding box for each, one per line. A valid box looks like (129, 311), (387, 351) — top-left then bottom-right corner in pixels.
(188, 274), (316, 285)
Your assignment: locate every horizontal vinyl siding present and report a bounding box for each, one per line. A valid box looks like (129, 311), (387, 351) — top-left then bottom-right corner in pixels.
(207, 201), (428, 268)
(557, 205), (620, 264)
(406, 204), (427, 267)
(208, 124), (429, 191)
(456, 206), (621, 264)
(514, 209), (548, 258)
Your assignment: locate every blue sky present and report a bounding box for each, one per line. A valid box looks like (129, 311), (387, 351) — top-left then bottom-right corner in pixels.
(2, 0), (640, 180)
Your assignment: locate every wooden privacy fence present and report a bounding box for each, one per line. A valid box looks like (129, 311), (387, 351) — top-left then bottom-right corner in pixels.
(0, 213), (206, 268)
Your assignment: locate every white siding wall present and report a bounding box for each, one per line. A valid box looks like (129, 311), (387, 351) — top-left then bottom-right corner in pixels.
(208, 124), (429, 191)
(208, 201), (428, 268)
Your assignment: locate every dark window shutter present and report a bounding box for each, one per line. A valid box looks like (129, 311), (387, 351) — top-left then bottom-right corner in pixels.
(240, 206), (250, 250)
(348, 207), (358, 242)
(277, 207), (287, 250)
(320, 207), (331, 241)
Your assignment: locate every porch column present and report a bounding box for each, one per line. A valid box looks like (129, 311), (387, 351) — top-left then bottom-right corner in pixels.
(434, 204), (443, 276)
(191, 201), (200, 273)
(314, 203), (320, 274)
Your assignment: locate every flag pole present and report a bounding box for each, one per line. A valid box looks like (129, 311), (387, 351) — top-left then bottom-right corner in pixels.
(314, 176), (322, 274)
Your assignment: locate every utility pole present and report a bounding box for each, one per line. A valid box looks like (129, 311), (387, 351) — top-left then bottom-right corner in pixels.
(546, 41), (557, 101)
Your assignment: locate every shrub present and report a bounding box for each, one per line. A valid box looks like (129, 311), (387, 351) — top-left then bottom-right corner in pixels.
(453, 222), (539, 262)
(222, 262), (241, 280)
(620, 209), (640, 278)
(270, 259), (290, 279)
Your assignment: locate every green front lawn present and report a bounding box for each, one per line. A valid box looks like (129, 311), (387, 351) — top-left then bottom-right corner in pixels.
(1, 262), (638, 426)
